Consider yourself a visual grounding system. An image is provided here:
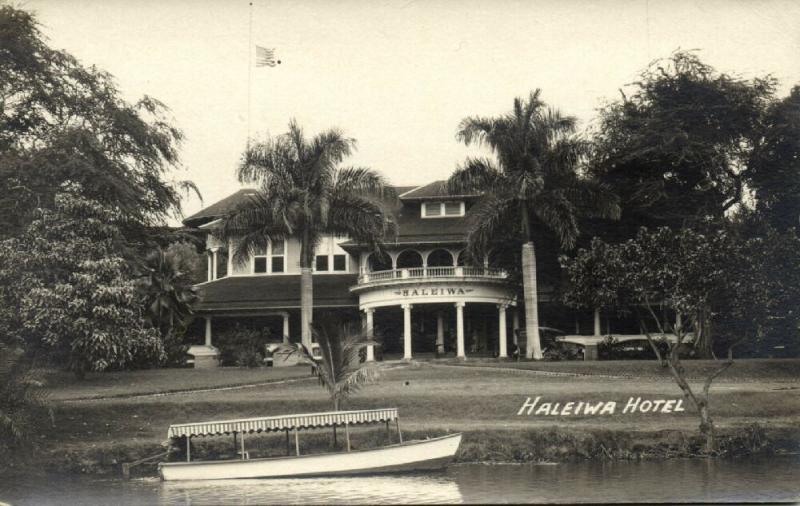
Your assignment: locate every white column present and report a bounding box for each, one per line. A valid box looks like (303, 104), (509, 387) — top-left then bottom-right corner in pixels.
(365, 308), (375, 362)
(227, 240), (234, 276)
(498, 304), (508, 358)
(512, 310), (520, 345)
(594, 308), (601, 336)
(204, 317), (212, 347)
(207, 251), (213, 281)
(436, 311), (445, 354)
(455, 302), (465, 359)
(212, 249), (218, 280)
(402, 304), (413, 360)
(675, 312), (682, 333)
(282, 313), (290, 343)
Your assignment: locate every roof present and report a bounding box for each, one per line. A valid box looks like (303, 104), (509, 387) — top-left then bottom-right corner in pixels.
(183, 186), (420, 228)
(167, 408), (399, 439)
(399, 180), (479, 200)
(183, 189), (258, 227)
(196, 274), (359, 312)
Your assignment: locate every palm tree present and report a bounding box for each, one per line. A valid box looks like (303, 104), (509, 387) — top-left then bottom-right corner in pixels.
(141, 247), (199, 339)
(221, 119), (395, 347)
(448, 90), (620, 359)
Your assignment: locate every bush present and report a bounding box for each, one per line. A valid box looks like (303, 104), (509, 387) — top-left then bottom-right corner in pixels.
(216, 324), (273, 367)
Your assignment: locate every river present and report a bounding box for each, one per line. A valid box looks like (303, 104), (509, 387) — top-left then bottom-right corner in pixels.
(2, 456), (799, 504)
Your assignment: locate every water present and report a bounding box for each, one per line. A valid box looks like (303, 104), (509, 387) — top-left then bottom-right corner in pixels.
(3, 457), (799, 504)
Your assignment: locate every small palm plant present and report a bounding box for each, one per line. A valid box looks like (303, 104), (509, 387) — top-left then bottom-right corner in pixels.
(0, 345), (52, 453)
(278, 322), (379, 412)
(277, 322), (379, 449)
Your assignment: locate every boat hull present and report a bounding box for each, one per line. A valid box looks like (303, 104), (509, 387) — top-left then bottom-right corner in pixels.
(159, 433), (462, 481)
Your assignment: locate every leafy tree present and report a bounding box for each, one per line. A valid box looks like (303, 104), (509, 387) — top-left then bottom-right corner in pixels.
(220, 119), (395, 347)
(0, 5), (196, 242)
(589, 51), (778, 238)
(0, 192), (164, 377)
(448, 90), (620, 358)
(139, 244), (201, 366)
(749, 86), (800, 231)
(560, 227), (777, 452)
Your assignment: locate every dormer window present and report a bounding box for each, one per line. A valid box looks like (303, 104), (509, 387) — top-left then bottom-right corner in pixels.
(422, 201), (465, 218)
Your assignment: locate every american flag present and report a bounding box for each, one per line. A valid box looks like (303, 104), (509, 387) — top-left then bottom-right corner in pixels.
(255, 46), (279, 67)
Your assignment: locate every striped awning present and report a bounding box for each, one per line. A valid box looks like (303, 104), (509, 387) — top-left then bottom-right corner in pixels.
(167, 408), (399, 439)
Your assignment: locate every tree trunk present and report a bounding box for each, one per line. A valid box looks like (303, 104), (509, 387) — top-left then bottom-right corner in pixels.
(522, 242), (543, 359)
(300, 267), (313, 348)
(693, 304), (713, 358)
(300, 231), (314, 348)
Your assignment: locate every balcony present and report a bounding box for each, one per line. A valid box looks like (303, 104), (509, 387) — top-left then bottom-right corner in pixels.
(353, 266), (508, 290)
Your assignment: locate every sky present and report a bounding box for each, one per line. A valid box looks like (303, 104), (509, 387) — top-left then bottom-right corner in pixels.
(21, 0), (800, 224)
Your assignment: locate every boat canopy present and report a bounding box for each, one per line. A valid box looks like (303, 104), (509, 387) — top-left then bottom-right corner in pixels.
(167, 408), (399, 439)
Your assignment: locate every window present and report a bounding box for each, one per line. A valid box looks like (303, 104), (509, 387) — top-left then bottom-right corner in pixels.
(422, 201), (464, 218)
(424, 202), (442, 217)
(444, 201), (462, 216)
(315, 255), (329, 272)
(271, 240), (285, 273)
(253, 246), (268, 273)
(333, 254), (347, 271)
(252, 241), (285, 274)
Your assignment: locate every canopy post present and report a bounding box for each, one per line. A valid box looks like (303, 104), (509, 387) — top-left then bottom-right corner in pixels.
(285, 429), (291, 456)
(396, 419), (403, 444)
(185, 436), (191, 462)
(294, 427), (300, 456)
(240, 431), (246, 460)
(345, 422), (351, 452)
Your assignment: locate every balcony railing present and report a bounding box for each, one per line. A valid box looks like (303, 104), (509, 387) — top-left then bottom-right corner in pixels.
(357, 266), (507, 286)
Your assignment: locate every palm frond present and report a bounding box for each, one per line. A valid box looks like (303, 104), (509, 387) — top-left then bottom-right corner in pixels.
(447, 157), (505, 195)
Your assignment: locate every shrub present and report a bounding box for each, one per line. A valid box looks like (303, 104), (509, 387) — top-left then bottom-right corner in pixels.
(216, 324), (272, 367)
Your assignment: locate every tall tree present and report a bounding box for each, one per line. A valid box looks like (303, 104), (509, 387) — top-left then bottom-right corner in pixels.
(448, 90), (620, 358)
(749, 86), (800, 231)
(220, 120), (395, 347)
(0, 5), (197, 243)
(589, 51), (778, 238)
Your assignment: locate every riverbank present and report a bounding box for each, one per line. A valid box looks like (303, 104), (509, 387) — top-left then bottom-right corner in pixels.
(5, 360), (800, 477)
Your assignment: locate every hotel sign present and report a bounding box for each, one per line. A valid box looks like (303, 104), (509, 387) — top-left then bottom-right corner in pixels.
(393, 287), (474, 297)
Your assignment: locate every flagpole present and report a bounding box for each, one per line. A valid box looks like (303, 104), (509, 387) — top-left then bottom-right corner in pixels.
(247, 1), (253, 150)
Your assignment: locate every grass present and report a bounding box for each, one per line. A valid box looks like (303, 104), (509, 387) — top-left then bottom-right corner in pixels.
(8, 359), (800, 475)
(44, 366), (313, 401)
(448, 358), (800, 381)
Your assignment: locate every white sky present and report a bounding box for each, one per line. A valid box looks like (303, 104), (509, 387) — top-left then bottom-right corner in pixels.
(21, 0), (800, 224)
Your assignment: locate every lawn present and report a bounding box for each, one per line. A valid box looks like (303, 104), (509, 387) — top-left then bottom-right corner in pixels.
(17, 360), (800, 474)
(44, 366), (313, 401)
(448, 358), (800, 381)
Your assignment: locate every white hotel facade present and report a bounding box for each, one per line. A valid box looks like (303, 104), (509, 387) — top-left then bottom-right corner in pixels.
(184, 181), (543, 364)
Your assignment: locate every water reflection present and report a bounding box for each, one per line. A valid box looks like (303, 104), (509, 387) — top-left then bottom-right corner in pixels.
(160, 474), (462, 505)
(3, 456), (799, 505)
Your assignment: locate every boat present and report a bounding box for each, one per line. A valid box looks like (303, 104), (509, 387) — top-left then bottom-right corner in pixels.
(158, 408), (462, 481)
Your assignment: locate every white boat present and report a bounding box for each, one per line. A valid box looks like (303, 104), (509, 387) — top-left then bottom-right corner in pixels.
(158, 408), (462, 481)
